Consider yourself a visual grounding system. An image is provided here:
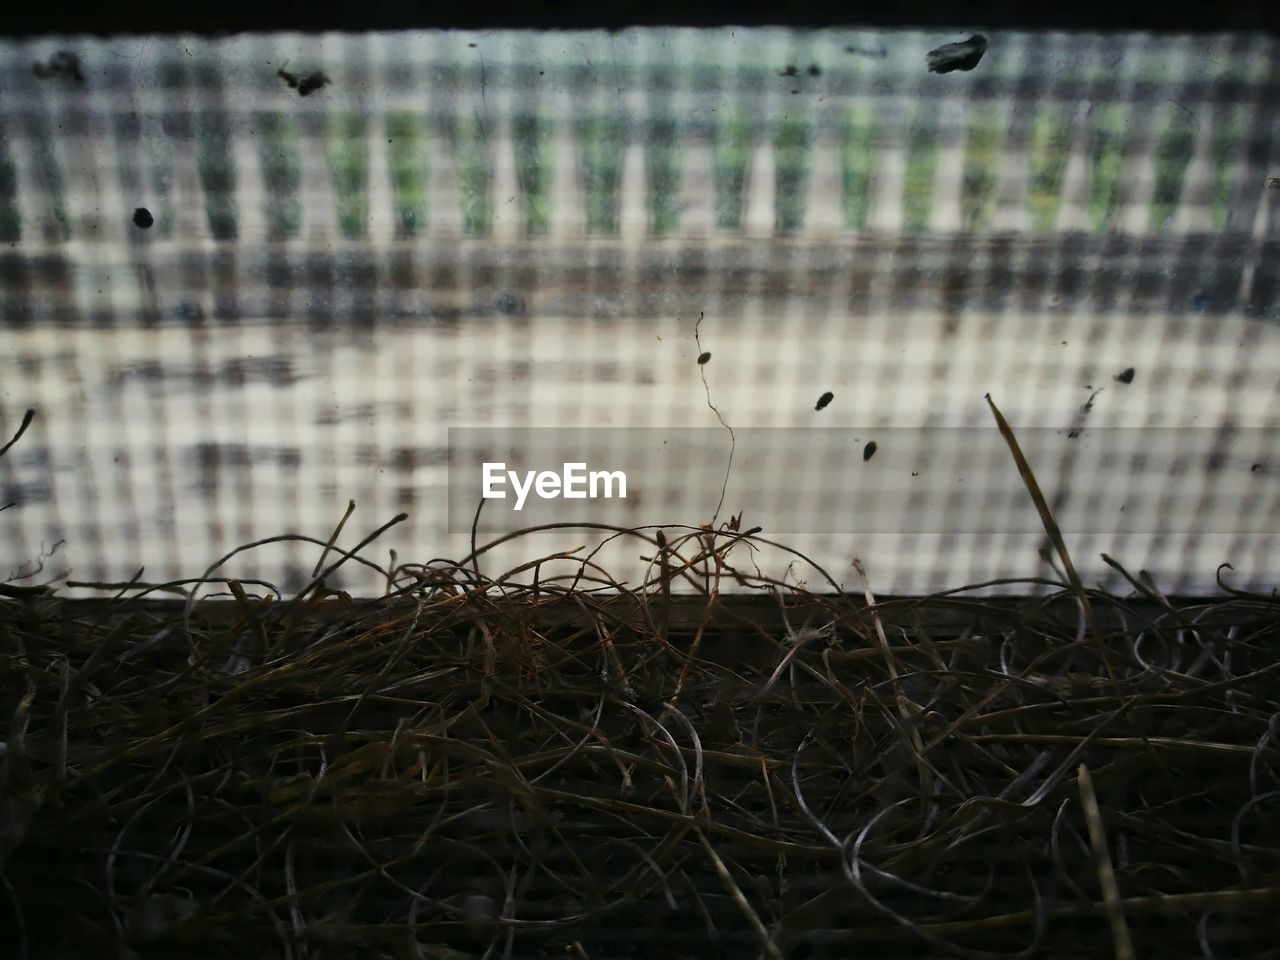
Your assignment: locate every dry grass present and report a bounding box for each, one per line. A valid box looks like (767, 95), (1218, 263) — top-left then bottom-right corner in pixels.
(2, 406), (1278, 958)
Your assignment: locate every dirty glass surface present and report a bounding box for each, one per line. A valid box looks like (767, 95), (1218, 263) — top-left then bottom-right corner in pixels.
(0, 29), (1278, 597)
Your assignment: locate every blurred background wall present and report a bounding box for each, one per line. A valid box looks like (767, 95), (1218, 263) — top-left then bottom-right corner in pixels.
(1, 28), (1278, 597)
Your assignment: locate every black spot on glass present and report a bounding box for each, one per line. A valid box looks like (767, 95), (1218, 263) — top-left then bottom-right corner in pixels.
(697, 352), (711, 365)
(1115, 367), (1135, 384)
(1252, 463), (1263, 472)
(926, 35), (987, 74)
(807, 64), (821, 76)
(278, 67), (330, 96)
(133, 208), (154, 229)
(779, 65), (799, 77)
(863, 441), (877, 461)
(815, 391), (833, 411)
(1068, 429), (1080, 439)
(32, 51), (84, 85)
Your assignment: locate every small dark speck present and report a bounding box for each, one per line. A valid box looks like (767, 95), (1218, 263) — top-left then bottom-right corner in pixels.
(926, 34), (988, 74)
(468, 43), (477, 47)
(1252, 463), (1263, 472)
(911, 470), (919, 477)
(779, 64), (799, 77)
(1115, 367), (1135, 384)
(863, 441), (877, 462)
(298, 73), (328, 96)
(32, 51), (85, 85)
(1068, 429), (1080, 439)
(495, 293), (523, 316)
(278, 68), (330, 96)
(815, 391), (833, 411)
(132, 208), (153, 229)
(807, 64), (821, 76)
(697, 352), (711, 365)
(1061, 341), (1068, 345)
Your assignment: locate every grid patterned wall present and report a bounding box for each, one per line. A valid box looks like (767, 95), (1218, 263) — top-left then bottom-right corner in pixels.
(1, 29), (1279, 598)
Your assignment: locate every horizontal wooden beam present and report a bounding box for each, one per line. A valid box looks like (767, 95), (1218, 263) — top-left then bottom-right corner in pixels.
(23, 592), (1245, 637)
(6, 1), (1278, 38)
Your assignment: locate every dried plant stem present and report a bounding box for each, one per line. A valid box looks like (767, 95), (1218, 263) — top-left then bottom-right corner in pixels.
(1077, 763), (1135, 960)
(853, 558), (931, 800)
(984, 394), (1169, 779)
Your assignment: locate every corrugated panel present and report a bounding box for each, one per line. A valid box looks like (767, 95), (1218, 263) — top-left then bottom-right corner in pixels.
(0, 28), (1278, 597)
